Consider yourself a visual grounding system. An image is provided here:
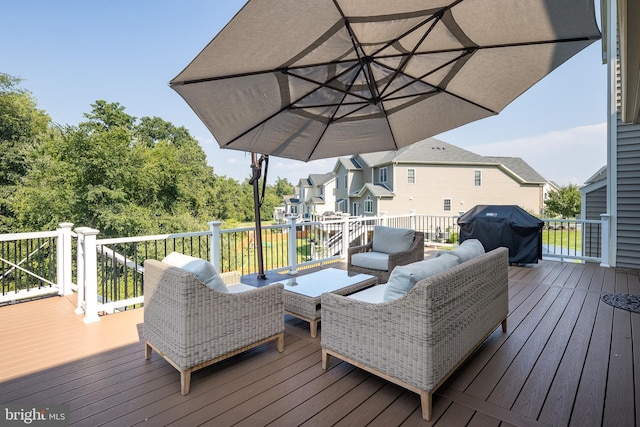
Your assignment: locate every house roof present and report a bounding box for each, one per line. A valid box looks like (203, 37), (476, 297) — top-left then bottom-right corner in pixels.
(350, 183), (394, 198)
(484, 156), (547, 184)
(584, 165), (607, 185)
(353, 138), (548, 184)
(333, 157), (362, 173)
(308, 172), (335, 186)
(282, 195), (299, 205)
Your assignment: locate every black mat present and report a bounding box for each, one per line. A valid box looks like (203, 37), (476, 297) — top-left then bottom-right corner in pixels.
(601, 293), (640, 314)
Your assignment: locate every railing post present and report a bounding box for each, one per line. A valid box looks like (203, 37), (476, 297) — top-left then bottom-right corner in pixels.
(600, 214), (610, 268)
(56, 222), (74, 296)
(409, 210), (416, 230)
(79, 228), (100, 323)
(208, 221), (222, 272)
(74, 227), (89, 315)
(288, 217), (298, 274)
(341, 214), (350, 260)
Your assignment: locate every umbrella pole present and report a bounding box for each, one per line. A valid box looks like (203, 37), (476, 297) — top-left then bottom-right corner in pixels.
(250, 153), (267, 280)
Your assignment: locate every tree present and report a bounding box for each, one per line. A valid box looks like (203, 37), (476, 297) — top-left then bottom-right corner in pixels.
(273, 177), (294, 198)
(14, 101), (222, 235)
(0, 73), (50, 232)
(544, 184), (581, 218)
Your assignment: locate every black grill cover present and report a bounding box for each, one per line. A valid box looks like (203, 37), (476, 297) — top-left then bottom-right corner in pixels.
(458, 205), (544, 264)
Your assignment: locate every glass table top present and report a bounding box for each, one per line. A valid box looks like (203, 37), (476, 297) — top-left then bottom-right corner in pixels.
(266, 268), (375, 297)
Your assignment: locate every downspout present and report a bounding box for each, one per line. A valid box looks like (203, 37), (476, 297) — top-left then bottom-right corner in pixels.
(605, 0), (618, 267)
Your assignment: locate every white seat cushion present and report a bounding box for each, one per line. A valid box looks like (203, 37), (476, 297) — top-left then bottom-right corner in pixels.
(348, 284), (387, 303)
(351, 251), (389, 271)
(383, 253), (459, 302)
(226, 283), (257, 293)
(162, 252), (228, 293)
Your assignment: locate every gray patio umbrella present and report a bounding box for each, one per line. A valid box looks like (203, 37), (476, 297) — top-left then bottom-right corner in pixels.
(170, 0), (601, 279)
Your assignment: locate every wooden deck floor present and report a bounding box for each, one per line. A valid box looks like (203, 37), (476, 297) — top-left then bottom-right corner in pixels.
(1, 260), (639, 426)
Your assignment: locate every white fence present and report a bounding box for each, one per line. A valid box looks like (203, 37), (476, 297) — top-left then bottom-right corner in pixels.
(0, 214), (607, 323)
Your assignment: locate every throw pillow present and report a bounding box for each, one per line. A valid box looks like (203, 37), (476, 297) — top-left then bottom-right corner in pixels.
(161, 252), (228, 293)
(382, 253), (459, 302)
(371, 226), (415, 254)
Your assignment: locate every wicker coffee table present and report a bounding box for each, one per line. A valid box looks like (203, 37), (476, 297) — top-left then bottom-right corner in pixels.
(268, 268), (377, 338)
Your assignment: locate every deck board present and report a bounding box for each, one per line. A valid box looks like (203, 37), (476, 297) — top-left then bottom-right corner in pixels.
(0, 259), (639, 426)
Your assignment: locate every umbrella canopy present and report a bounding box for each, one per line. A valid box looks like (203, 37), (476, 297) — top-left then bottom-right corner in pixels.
(170, 0), (601, 162)
(170, 0), (600, 279)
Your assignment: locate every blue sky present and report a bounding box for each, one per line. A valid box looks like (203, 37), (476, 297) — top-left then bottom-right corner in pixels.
(3, 1), (607, 186)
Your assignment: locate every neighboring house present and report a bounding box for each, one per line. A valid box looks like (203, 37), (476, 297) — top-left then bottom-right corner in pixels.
(294, 173), (337, 219)
(332, 138), (550, 216)
(273, 194), (300, 223)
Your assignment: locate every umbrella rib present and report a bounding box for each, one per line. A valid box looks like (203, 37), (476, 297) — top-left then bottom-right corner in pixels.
(379, 11), (443, 98)
(377, 49), (473, 100)
(333, 0), (380, 103)
(282, 67), (371, 103)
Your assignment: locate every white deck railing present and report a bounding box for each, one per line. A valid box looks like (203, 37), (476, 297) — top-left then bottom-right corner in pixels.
(0, 213), (607, 322)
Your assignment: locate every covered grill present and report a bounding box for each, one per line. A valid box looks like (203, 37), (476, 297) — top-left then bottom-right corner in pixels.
(458, 205), (544, 264)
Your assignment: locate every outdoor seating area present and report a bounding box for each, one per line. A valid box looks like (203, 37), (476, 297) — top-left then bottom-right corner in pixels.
(1, 256), (639, 426)
(348, 226), (425, 282)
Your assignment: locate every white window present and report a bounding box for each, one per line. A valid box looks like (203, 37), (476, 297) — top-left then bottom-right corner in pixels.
(443, 198), (452, 211)
(336, 176), (339, 189)
(364, 196), (373, 213)
(407, 168), (415, 184)
(319, 186), (323, 196)
(474, 170), (482, 186)
(353, 202), (360, 216)
(344, 174), (348, 189)
(379, 167), (388, 183)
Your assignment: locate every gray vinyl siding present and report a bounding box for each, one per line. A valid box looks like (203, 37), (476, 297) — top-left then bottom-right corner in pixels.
(583, 185), (606, 259)
(615, 117), (640, 268)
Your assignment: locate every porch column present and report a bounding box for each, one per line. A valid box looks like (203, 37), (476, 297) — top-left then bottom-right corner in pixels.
(56, 222), (74, 296)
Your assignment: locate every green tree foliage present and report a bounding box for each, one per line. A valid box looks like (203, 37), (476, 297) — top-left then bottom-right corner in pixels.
(3, 74), (292, 237)
(544, 184), (581, 218)
(274, 177), (294, 198)
(0, 73), (50, 231)
(14, 101), (222, 235)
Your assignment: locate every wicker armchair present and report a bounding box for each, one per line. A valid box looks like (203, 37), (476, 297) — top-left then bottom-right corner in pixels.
(143, 259), (284, 395)
(322, 247), (508, 421)
(348, 229), (425, 282)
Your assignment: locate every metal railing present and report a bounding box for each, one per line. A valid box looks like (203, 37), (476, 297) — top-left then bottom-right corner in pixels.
(0, 223), (74, 304)
(1, 213), (609, 322)
(541, 217), (605, 263)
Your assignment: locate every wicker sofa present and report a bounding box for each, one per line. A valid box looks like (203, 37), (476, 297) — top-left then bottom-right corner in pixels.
(348, 226), (425, 283)
(321, 246), (509, 421)
(143, 258), (284, 395)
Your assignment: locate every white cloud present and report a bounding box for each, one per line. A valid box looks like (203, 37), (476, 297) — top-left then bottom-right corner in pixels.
(462, 123), (607, 186)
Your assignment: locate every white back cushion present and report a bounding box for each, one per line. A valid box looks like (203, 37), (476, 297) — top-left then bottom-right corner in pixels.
(372, 226), (415, 254)
(435, 238), (486, 264)
(383, 253), (459, 302)
(162, 252), (228, 293)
